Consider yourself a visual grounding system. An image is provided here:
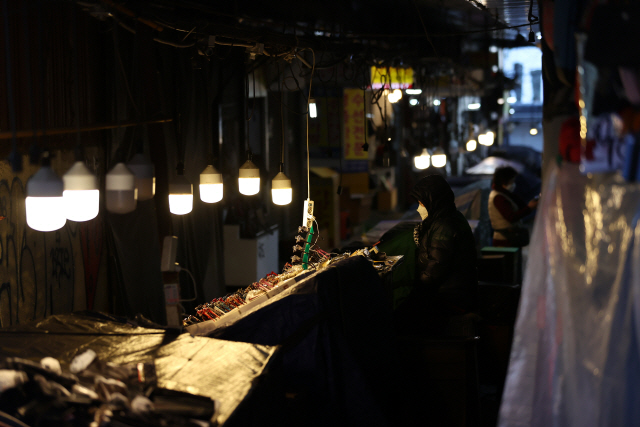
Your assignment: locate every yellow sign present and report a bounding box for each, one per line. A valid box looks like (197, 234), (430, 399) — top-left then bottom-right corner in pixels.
(343, 88), (367, 160)
(370, 66), (414, 89)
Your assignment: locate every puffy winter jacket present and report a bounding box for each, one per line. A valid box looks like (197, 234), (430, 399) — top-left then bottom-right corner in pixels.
(410, 175), (478, 313)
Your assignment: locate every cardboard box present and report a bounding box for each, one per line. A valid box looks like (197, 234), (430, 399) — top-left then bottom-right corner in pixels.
(377, 188), (397, 212)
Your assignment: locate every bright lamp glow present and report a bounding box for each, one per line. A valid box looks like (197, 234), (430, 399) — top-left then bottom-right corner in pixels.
(271, 172), (292, 205)
(239, 159), (260, 195)
(309, 99), (318, 118)
(388, 89), (403, 103)
(169, 175), (193, 215)
(62, 161), (99, 222)
(468, 103), (481, 110)
(497, 98), (505, 105)
(466, 139), (477, 151)
(433, 99), (441, 106)
(530, 127), (538, 136)
(478, 131), (495, 146)
(431, 148), (447, 168)
(106, 163), (137, 214)
(127, 154), (155, 201)
(414, 148), (430, 170)
(486, 131), (495, 145)
(409, 99), (419, 106)
(507, 96), (517, 104)
(26, 196), (66, 232)
(405, 89), (422, 95)
(26, 165), (66, 232)
(200, 165), (223, 203)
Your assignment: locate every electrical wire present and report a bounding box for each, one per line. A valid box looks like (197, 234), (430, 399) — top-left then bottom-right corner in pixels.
(3, 0), (19, 169)
(305, 49), (316, 200)
(178, 267), (198, 302)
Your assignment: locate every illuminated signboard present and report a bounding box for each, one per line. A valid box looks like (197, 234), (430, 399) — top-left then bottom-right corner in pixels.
(370, 66), (414, 89)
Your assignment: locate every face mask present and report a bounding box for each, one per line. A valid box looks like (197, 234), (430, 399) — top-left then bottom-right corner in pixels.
(417, 205), (429, 220)
(506, 183), (516, 192)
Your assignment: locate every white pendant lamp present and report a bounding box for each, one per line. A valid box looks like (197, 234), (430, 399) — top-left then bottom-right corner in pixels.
(127, 153), (155, 201)
(479, 131), (495, 146)
(106, 162), (137, 214)
(26, 160), (66, 232)
(238, 158), (260, 196)
(466, 139), (477, 151)
(62, 161), (99, 222)
(309, 98), (318, 118)
(413, 148), (431, 170)
(200, 165), (223, 203)
(271, 171), (292, 205)
(431, 147), (447, 168)
(169, 174), (193, 215)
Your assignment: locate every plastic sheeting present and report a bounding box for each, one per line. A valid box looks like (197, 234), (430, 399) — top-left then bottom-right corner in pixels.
(0, 313), (277, 425)
(499, 164), (640, 427)
(207, 256), (395, 427)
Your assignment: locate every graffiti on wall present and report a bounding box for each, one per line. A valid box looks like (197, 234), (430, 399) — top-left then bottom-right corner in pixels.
(0, 158), (106, 328)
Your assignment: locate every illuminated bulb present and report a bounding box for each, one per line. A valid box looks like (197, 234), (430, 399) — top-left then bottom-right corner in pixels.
(433, 99), (441, 106)
(409, 99), (419, 106)
(485, 131), (495, 145)
(431, 147), (447, 168)
(413, 148), (430, 170)
(309, 98), (318, 118)
(507, 96), (517, 104)
(62, 161), (99, 222)
(489, 45), (498, 53)
(466, 139), (477, 151)
(406, 89), (422, 95)
(492, 65), (499, 73)
(393, 89), (402, 100)
(106, 163), (137, 214)
(127, 154), (155, 201)
(509, 108), (515, 114)
(530, 127), (538, 136)
(468, 103), (481, 110)
(169, 175), (193, 215)
(238, 159), (260, 195)
(200, 165), (223, 203)
(26, 164), (66, 232)
(497, 98), (505, 105)
(271, 171), (292, 205)
(478, 134), (488, 146)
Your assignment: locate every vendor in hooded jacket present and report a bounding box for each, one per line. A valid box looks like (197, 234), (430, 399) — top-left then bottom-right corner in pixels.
(394, 174), (478, 335)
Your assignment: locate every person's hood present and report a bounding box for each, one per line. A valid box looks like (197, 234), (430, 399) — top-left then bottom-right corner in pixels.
(410, 174), (456, 219)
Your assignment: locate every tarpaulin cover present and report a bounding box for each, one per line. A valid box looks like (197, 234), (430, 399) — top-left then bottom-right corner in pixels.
(0, 312), (277, 425)
(499, 164), (640, 426)
(208, 256), (395, 427)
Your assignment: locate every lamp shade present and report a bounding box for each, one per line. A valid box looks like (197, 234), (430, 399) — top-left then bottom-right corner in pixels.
(106, 162), (137, 214)
(127, 153), (155, 201)
(466, 139), (477, 151)
(238, 159), (260, 196)
(169, 175), (193, 215)
(431, 147), (447, 168)
(26, 166), (66, 232)
(413, 148), (430, 170)
(62, 161), (99, 222)
(199, 165), (223, 203)
(271, 171), (292, 205)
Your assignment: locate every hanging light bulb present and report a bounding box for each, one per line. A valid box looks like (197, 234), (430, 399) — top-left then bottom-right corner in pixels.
(413, 148), (431, 170)
(238, 157), (260, 196)
(431, 147), (447, 168)
(127, 153), (155, 201)
(106, 162), (137, 214)
(530, 126), (538, 136)
(25, 155), (66, 232)
(62, 161), (99, 222)
(479, 131), (495, 146)
(200, 164), (223, 203)
(169, 174), (193, 215)
(271, 167), (292, 206)
(466, 139), (477, 151)
(309, 98), (318, 118)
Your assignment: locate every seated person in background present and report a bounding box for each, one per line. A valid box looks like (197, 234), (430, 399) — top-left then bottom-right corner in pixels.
(489, 166), (539, 247)
(394, 174), (478, 336)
